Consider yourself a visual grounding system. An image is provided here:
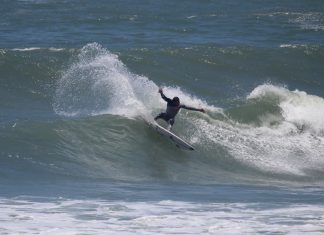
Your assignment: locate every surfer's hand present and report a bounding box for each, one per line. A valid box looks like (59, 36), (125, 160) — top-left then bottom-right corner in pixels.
(158, 88), (163, 94)
(200, 108), (205, 113)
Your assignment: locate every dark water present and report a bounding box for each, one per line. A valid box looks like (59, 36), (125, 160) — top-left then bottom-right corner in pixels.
(1, 0), (324, 234)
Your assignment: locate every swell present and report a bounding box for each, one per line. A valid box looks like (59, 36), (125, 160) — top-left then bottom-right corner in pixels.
(0, 48), (75, 123)
(1, 91), (324, 185)
(1, 43), (324, 185)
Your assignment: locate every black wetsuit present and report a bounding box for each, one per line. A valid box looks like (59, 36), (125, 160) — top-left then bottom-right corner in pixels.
(155, 93), (200, 126)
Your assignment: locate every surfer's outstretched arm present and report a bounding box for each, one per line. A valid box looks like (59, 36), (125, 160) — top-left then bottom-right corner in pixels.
(181, 105), (205, 113)
(158, 88), (172, 102)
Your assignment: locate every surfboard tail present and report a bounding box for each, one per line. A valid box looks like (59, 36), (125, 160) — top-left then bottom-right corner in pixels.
(146, 120), (195, 151)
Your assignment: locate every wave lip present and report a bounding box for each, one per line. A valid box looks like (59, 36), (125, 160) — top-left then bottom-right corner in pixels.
(248, 84), (324, 135)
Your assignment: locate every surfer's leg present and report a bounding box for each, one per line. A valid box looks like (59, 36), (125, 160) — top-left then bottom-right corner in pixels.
(167, 118), (175, 131)
(154, 113), (164, 121)
(154, 113), (168, 122)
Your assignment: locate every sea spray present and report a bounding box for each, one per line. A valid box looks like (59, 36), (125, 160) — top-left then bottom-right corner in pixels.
(54, 43), (159, 118)
(53, 43), (216, 119)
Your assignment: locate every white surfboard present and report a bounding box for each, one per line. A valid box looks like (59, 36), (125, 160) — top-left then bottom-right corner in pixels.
(146, 120), (194, 151)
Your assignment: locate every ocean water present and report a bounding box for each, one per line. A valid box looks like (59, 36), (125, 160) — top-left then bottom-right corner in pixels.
(1, 0), (324, 234)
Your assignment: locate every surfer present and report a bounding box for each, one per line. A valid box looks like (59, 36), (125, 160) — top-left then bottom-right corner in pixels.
(154, 88), (205, 130)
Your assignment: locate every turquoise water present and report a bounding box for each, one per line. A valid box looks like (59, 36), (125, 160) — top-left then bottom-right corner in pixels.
(1, 1), (324, 234)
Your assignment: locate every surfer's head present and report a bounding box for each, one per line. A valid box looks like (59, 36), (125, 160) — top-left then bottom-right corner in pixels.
(173, 97), (180, 105)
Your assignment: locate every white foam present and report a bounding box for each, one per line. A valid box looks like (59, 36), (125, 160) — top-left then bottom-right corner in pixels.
(11, 47), (65, 52)
(290, 12), (324, 31)
(12, 47), (41, 51)
(49, 47), (65, 52)
(256, 12), (324, 31)
(191, 84), (324, 177)
(280, 44), (299, 48)
(0, 197), (323, 234)
(248, 84), (324, 135)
